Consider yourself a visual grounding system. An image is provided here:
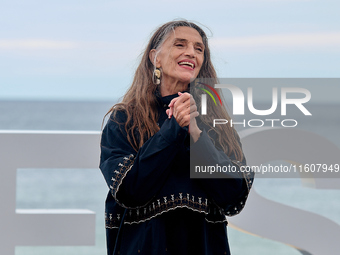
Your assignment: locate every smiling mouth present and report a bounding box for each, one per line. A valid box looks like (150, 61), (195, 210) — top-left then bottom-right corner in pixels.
(178, 61), (195, 69)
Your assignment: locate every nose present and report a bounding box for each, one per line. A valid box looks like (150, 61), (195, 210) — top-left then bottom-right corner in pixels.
(185, 43), (196, 58)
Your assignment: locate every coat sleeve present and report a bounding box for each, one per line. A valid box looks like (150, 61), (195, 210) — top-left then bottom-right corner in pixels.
(190, 129), (254, 216)
(100, 111), (188, 208)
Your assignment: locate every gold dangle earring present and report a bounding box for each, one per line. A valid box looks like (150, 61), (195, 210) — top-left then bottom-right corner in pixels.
(154, 68), (161, 85)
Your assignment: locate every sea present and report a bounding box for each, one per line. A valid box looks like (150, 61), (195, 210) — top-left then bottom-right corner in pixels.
(1, 100), (339, 255)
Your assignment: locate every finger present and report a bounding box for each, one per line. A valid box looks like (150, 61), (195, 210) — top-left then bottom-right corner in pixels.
(188, 114), (199, 134)
(175, 100), (190, 114)
(183, 94), (196, 110)
(173, 98), (191, 114)
(190, 111), (199, 118)
(190, 96), (197, 107)
(172, 93), (193, 123)
(168, 97), (180, 108)
(173, 105), (189, 122)
(168, 107), (173, 119)
(189, 104), (197, 114)
(183, 115), (191, 126)
(174, 92), (191, 106)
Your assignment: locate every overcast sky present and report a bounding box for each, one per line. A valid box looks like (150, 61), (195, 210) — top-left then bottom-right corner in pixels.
(1, 0), (339, 102)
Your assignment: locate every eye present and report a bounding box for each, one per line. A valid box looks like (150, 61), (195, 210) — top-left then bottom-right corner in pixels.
(175, 43), (184, 47)
(196, 47), (203, 52)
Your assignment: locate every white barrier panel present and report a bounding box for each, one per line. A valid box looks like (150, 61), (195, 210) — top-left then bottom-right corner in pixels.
(229, 128), (340, 255)
(0, 131), (99, 254)
(1, 129), (339, 255)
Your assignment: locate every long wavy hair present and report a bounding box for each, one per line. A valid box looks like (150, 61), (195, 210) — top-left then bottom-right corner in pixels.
(105, 20), (243, 161)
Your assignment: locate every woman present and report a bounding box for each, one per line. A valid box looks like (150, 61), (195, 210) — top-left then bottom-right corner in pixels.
(100, 20), (254, 255)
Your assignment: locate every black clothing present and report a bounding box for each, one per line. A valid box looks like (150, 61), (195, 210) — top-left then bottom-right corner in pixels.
(100, 93), (254, 255)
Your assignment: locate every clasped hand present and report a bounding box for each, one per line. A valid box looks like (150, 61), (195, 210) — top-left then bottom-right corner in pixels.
(166, 92), (202, 142)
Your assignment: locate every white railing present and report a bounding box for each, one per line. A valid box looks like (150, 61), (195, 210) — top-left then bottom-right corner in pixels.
(0, 129), (339, 255)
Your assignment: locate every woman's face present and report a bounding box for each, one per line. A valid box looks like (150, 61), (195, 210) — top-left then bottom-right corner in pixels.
(154, 26), (205, 87)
